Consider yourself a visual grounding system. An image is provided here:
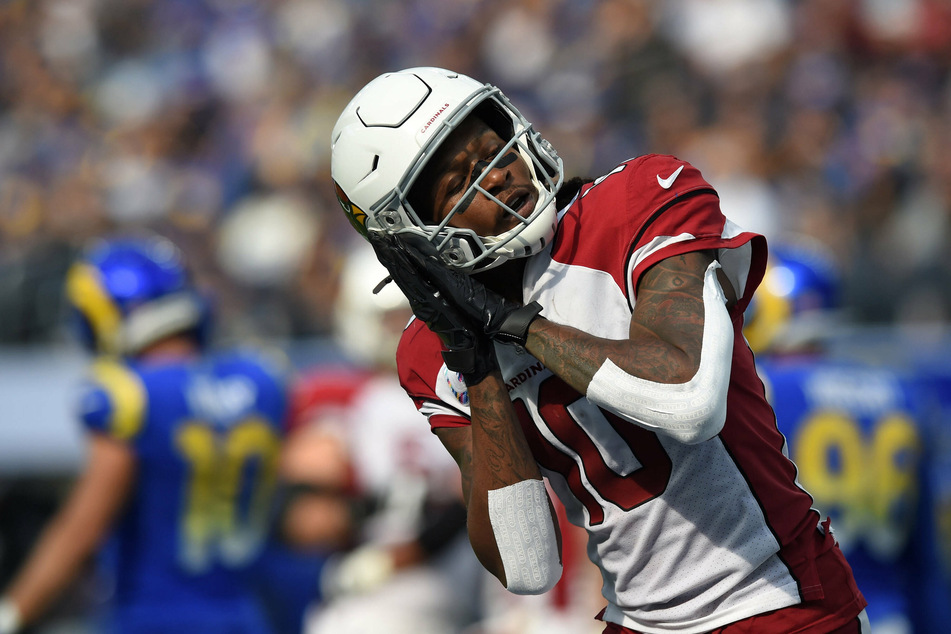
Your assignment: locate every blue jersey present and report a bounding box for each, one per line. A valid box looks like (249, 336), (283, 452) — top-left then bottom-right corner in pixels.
(76, 348), (289, 634)
(756, 356), (927, 632)
(909, 361), (951, 634)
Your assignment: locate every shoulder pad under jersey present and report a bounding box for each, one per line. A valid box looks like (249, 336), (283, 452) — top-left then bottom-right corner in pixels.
(76, 358), (147, 440)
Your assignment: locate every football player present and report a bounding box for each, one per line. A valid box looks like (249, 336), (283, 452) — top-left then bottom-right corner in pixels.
(748, 240), (951, 634)
(0, 235), (290, 634)
(747, 241), (917, 633)
(743, 240), (843, 357)
(329, 67), (869, 633)
(914, 363), (951, 634)
(282, 241), (484, 634)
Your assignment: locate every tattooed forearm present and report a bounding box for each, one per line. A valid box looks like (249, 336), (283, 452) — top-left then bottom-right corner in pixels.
(469, 375), (541, 489)
(435, 373), (546, 583)
(525, 251), (715, 393)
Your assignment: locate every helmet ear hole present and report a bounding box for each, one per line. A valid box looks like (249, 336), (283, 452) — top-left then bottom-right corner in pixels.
(378, 209), (401, 228)
(440, 234), (484, 269)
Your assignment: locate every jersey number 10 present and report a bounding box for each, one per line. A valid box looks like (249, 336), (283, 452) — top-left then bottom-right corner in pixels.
(175, 418), (282, 573)
(514, 375), (672, 525)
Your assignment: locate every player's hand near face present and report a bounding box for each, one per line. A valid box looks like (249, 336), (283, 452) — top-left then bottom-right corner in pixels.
(370, 232), (564, 590)
(371, 232), (542, 348)
(369, 232), (498, 384)
(405, 116), (739, 398)
(378, 227), (737, 398)
(332, 65), (870, 631)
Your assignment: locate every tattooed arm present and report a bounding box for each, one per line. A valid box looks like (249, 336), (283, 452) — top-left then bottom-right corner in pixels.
(428, 251), (729, 583)
(525, 250), (737, 392)
(434, 372), (562, 587)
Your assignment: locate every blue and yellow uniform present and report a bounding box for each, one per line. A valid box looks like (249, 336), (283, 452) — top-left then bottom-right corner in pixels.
(77, 348), (288, 634)
(909, 360), (951, 633)
(756, 356), (927, 632)
(745, 239), (951, 632)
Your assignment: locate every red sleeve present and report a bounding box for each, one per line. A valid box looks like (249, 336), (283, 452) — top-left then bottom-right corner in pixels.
(553, 154), (767, 311)
(396, 318), (472, 431)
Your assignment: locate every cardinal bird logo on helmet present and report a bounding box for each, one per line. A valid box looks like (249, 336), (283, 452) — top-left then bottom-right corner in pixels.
(334, 181), (369, 238)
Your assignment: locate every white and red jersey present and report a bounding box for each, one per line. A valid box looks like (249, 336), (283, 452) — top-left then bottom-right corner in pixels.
(290, 365), (462, 544)
(290, 365), (486, 634)
(397, 155), (843, 634)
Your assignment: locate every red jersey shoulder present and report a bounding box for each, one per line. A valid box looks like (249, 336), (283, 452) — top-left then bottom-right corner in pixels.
(622, 154), (715, 203)
(552, 155), (722, 286)
(397, 319), (473, 430)
(396, 318), (446, 403)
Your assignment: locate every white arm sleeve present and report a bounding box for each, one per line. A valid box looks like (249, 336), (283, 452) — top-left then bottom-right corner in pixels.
(487, 479), (562, 595)
(586, 261), (733, 445)
(0, 598), (21, 634)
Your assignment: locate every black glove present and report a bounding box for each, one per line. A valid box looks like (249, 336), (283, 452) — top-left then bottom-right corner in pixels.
(395, 233), (543, 346)
(369, 232), (496, 383)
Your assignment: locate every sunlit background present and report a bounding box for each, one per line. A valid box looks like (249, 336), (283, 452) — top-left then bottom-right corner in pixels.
(1, 0), (951, 632)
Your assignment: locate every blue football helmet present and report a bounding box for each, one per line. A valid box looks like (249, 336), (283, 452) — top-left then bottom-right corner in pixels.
(744, 240), (841, 355)
(65, 235), (211, 356)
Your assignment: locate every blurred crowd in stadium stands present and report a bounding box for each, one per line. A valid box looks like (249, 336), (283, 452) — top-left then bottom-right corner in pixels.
(2, 0), (951, 348)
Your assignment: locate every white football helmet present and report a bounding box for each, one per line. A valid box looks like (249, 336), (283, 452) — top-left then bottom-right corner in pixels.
(331, 67), (564, 272)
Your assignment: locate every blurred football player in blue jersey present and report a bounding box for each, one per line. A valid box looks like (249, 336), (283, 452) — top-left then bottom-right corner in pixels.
(0, 235), (290, 634)
(745, 238), (949, 634)
(743, 240), (843, 358)
(910, 365), (951, 634)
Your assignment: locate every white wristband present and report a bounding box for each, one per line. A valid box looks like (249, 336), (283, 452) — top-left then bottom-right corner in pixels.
(0, 598), (22, 634)
(487, 479), (562, 595)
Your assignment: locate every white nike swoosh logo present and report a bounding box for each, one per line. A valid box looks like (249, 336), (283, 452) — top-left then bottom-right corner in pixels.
(657, 165), (685, 189)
